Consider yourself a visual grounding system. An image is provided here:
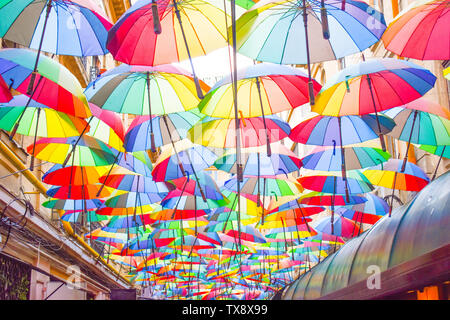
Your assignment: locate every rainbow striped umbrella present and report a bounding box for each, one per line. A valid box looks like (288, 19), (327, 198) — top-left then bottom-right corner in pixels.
(125, 110), (203, 152)
(381, 0), (450, 60)
(0, 0), (112, 57)
(0, 48), (90, 118)
(0, 95), (88, 138)
(302, 146), (391, 171)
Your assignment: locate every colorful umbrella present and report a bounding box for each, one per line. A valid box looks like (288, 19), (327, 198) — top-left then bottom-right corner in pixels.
(0, 48), (90, 118)
(301, 146), (391, 171)
(105, 191), (168, 208)
(87, 103), (125, 152)
(198, 63), (321, 119)
(0, 96), (88, 138)
(289, 114), (395, 146)
(314, 214), (360, 238)
(85, 64), (209, 151)
(298, 171), (374, 195)
(170, 173), (224, 201)
(28, 136), (118, 167)
(224, 177), (304, 197)
(152, 142), (218, 182)
(214, 145), (302, 177)
(299, 192), (367, 206)
(161, 190), (228, 211)
(99, 173), (172, 194)
(363, 159), (430, 215)
(233, 0), (386, 103)
(42, 198), (103, 211)
(363, 159), (430, 192)
(381, 0), (450, 60)
(106, 0), (236, 98)
(312, 58), (436, 150)
(384, 100), (450, 166)
(125, 110), (203, 152)
(188, 115), (290, 150)
(0, 0), (112, 57)
(419, 144), (449, 180)
(46, 184), (113, 199)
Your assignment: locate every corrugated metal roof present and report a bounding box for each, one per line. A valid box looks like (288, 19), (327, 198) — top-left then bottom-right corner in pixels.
(282, 171), (450, 300)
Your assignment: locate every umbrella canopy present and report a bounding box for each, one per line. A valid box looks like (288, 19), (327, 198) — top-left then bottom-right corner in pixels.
(198, 63), (321, 118)
(346, 193), (390, 216)
(0, 0), (112, 56)
(419, 145), (450, 159)
(99, 173), (172, 194)
(233, 0), (386, 64)
(85, 64), (208, 116)
(106, 0), (233, 66)
(299, 192), (368, 206)
(46, 184), (113, 199)
(152, 142), (218, 182)
(0, 96), (88, 138)
(125, 110), (203, 152)
(312, 58), (436, 116)
(0, 48), (91, 118)
(381, 0), (449, 60)
(314, 214), (360, 238)
(42, 164), (109, 186)
(42, 198), (103, 211)
(384, 103), (450, 146)
(28, 136), (118, 166)
(224, 177), (304, 197)
(289, 114), (395, 146)
(298, 172), (374, 195)
(215, 148), (302, 177)
(161, 190), (228, 211)
(87, 103), (125, 152)
(225, 225), (266, 244)
(363, 159), (430, 191)
(0, 75), (12, 102)
(105, 191), (168, 208)
(302, 146), (391, 171)
(188, 115), (290, 148)
(60, 211), (109, 223)
(170, 173), (224, 201)
(337, 207), (384, 225)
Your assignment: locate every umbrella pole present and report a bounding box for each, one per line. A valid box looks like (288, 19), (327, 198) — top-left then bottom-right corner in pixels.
(255, 77), (272, 156)
(161, 115), (187, 177)
(96, 151), (121, 197)
(29, 107), (42, 171)
(173, 0), (204, 99)
(366, 74), (387, 152)
(9, 75), (45, 140)
(183, 151), (207, 202)
(257, 152), (261, 207)
(146, 72), (156, 152)
(338, 117), (350, 202)
(320, 0), (330, 39)
(262, 177), (267, 225)
(151, 0), (162, 34)
(431, 146), (446, 181)
(401, 110), (419, 172)
(302, 0), (315, 106)
(26, 0), (53, 96)
(331, 176), (337, 235)
(389, 171), (398, 217)
(231, 0), (243, 260)
(62, 117), (94, 167)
